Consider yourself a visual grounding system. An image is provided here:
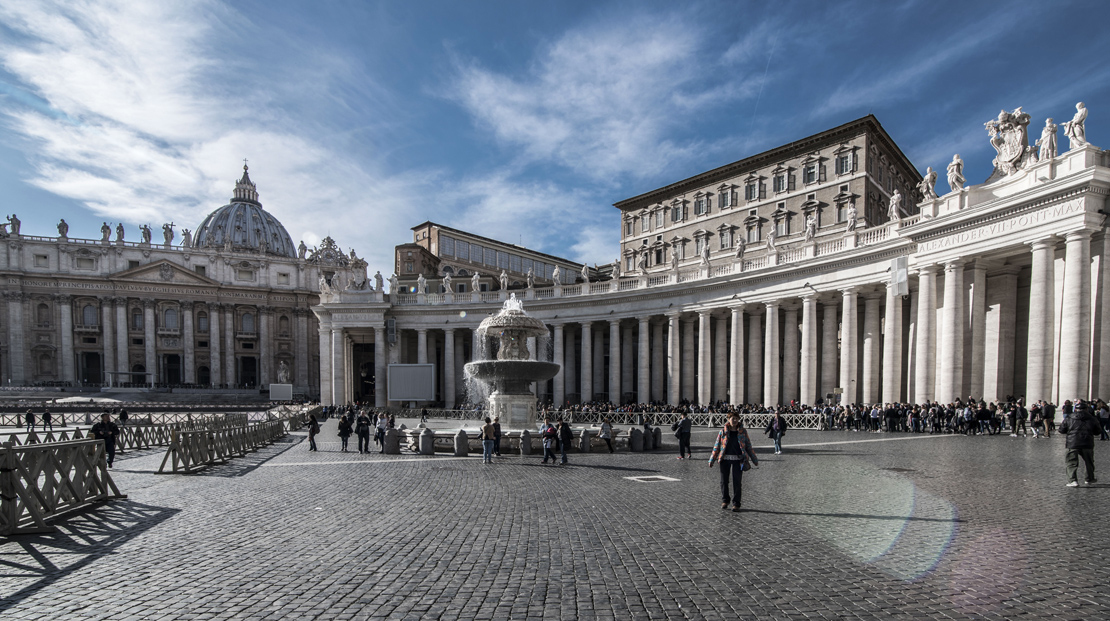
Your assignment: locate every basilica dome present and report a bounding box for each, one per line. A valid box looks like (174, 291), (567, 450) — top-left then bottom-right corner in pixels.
(191, 165), (297, 258)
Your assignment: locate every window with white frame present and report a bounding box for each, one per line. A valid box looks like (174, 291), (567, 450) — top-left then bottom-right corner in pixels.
(804, 164), (818, 184)
(82, 304), (97, 326)
(719, 229), (731, 249)
(773, 173), (787, 193)
(165, 308), (179, 331)
(835, 152), (853, 175)
(837, 202), (848, 222)
(670, 203), (686, 222)
(718, 188), (737, 208)
(626, 256), (635, 271)
(694, 195), (709, 216)
(695, 237), (704, 256)
(747, 226), (761, 243)
(625, 220), (633, 236)
(655, 210), (664, 228)
(745, 181), (758, 201)
(641, 215), (649, 232)
(776, 217), (789, 237)
(198, 312), (209, 333)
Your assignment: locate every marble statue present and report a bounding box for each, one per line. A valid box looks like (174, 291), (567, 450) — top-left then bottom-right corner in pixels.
(499, 270), (508, 290)
(888, 189), (903, 221)
(766, 227), (777, 252)
(471, 271), (480, 292)
(162, 222), (174, 245)
(389, 273), (399, 294)
(699, 242), (710, 266)
(115, 223), (125, 242)
(846, 203), (858, 233)
(917, 167), (938, 200)
(611, 260), (620, 279)
(804, 214), (817, 241)
(298, 240), (307, 259)
(57, 219), (68, 237)
(140, 224), (152, 244)
(985, 107), (1035, 178)
(0, 222), (7, 237)
(581, 264), (589, 283)
(1064, 102), (1087, 149)
(277, 361), (290, 384)
(1036, 119), (1058, 160)
(670, 247), (679, 270)
(100, 222), (111, 241)
(947, 154), (966, 192)
(182, 229), (192, 247)
(7, 214), (20, 235)
(637, 251), (647, 271)
(552, 265), (561, 284)
(443, 272), (452, 292)
(374, 271), (384, 292)
(319, 274), (332, 295)
(526, 267), (535, 288)
(734, 238), (746, 261)
(223, 232), (233, 251)
(416, 273), (427, 294)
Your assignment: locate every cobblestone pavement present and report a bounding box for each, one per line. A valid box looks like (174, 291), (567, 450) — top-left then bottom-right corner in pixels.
(2, 419), (1108, 619)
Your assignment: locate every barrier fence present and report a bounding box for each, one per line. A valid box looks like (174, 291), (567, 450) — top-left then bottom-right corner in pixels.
(0, 439), (126, 535)
(158, 420), (289, 474)
(394, 408), (822, 430)
(1, 410), (253, 428)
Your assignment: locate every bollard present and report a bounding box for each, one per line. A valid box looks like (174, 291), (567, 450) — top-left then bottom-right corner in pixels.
(453, 429), (468, 457)
(519, 429), (532, 455)
(383, 429), (400, 454)
(653, 427), (662, 450)
(418, 428), (435, 455)
(579, 428), (590, 453)
(629, 427), (643, 452)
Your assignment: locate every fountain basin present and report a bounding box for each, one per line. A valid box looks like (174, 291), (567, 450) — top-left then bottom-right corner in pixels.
(464, 360), (560, 392)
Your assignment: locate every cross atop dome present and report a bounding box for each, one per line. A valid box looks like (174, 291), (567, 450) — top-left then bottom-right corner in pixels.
(232, 161), (259, 204)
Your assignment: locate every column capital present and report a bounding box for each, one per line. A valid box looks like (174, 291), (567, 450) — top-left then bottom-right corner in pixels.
(142, 298), (156, 309)
(443, 326), (455, 335)
(54, 293), (73, 303)
(697, 309), (713, 317)
(1027, 236), (1058, 251)
(608, 317), (621, 327)
(943, 259), (965, 271)
(764, 299), (780, 310)
(637, 316), (651, 325)
(840, 286), (859, 298)
(1064, 228), (1094, 242)
(181, 300), (195, 311)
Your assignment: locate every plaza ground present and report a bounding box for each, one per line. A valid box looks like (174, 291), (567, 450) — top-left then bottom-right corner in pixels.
(1, 420), (1108, 619)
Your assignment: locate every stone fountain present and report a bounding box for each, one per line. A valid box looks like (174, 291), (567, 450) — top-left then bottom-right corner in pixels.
(464, 294), (560, 426)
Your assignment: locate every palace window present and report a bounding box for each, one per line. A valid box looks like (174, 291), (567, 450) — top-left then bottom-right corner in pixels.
(804, 164), (818, 184)
(747, 226), (761, 243)
(132, 308), (143, 330)
(773, 173), (787, 193)
(279, 315), (290, 336)
(236, 269), (255, 281)
(404, 261), (414, 273)
(242, 312), (255, 334)
(277, 273), (290, 285)
(776, 218), (789, 237)
(626, 256), (635, 271)
(82, 304), (97, 326)
(76, 257), (94, 270)
(720, 229), (732, 249)
(835, 153), (853, 175)
(695, 237), (705, 256)
(197, 312), (209, 333)
(694, 196), (709, 216)
(625, 220), (634, 236)
(194, 265), (206, 277)
(164, 308), (179, 331)
(655, 248), (663, 264)
(670, 203), (687, 222)
(745, 182), (758, 201)
(655, 210), (664, 227)
(837, 203), (849, 222)
(641, 216), (649, 232)
(718, 189), (737, 208)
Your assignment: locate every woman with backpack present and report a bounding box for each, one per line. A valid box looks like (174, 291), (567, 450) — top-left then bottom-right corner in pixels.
(709, 412), (759, 512)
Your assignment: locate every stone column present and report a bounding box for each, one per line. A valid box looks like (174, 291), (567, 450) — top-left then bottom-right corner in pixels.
(417, 329), (428, 364)
(800, 296), (817, 405)
(1026, 239), (1055, 405)
(294, 309), (309, 387)
(58, 295), (75, 384)
(101, 298), (115, 384)
(552, 324), (565, 406)
(580, 321), (593, 402)
(1059, 230), (1092, 401)
(374, 326), (387, 407)
(747, 311), (763, 405)
(839, 289), (857, 404)
(651, 322), (665, 402)
(224, 306), (236, 386)
(967, 261), (987, 400)
(319, 323), (332, 406)
(939, 261), (965, 403)
(915, 266), (938, 404)
(115, 298), (129, 380)
(729, 306), (745, 405)
(781, 306), (799, 404)
(763, 301), (780, 406)
(697, 311), (712, 405)
(820, 301), (838, 402)
(621, 325), (634, 400)
(667, 313), (681, 405)
(681, 318), (696, 402)
(592, 330), (604, 394)
(6, 293), (26, 384)
(609, 320), (621, 404)
(564, 328), (577, 402)
(882, 283), (903, 404)
(259, 306), (272, 386)
(984, 269), (1019, 402)
(862, 292), (882, 404)
(182, 301), (195, 384)
(444, 328), (456, 409)
(208, 303), (221, 388)
(713, 315), (729, 403)
(1100, 235), (1110, 399)
(143, 298), (156, 386)
(638, 317), (650, 404)
(332, 328), (345, 405)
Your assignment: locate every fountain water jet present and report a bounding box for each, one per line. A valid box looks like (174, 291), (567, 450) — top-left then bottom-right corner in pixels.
(464, 294), (560, 426)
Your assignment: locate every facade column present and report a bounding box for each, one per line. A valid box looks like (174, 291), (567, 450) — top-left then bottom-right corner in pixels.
(800, 296), (817, 405)
(331, 328), (346, 405)
(763, 301), (780, 407)
(713, 315), (729, 403)
(294, 309), (309, 387)
(319, 321), (332, 406)
(651, 322), (664, 403)
(839, 289), (857, 404)
(444, 328), (456, 409)
(820, 301), (838, 402)
(697, 311), (712, 405)
(143, 298), (156, 386)
(374, 326), (387, 407)
(729, 306), (745, 405)
(939, 261), (965, 403)
(609, 320), (621, 404)
(580, 322), (593, 402)
(638, 317), (650, 404)
(1026, 239), (1055, 405)
(208, 303), (221, 388)
(781, 306), (799, 404)
(915, 267), (938, 404)
(747, 311), (763, 405)
(114, 298), (128, 380)
(182, 301), (195, 384)
(7, 293), (26, 384)
(592, 330), (604, 394)
(417, 329), (428, 364)
(667, 313), (680, 405)
(101, 297), (115, 384)
(1100, 234), (1110, 399)
(259, 306), (272, 386)
(621, 325), (634, 401)
(882, 283), (903, 404)
(967, 261), (987, 400)
(1058, 230), (1092, 401)
(552, 324), (565, 406)
(564, 328), (577, 402)
(862, 292), (882, 404)
(224, 305), (236, 386)
(681, 318), (696, 402)
(58, 295), (75, 385)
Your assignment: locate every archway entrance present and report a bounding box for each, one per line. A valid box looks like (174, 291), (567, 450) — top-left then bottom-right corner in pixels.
(238, 356), (258, 388)
(78, 352), (102, 384)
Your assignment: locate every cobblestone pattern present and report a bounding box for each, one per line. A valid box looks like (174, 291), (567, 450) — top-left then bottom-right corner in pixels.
(1, 420), (1108, 619)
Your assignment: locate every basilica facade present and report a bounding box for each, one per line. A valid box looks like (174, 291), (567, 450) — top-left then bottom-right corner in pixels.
(0, 166), (365, 396)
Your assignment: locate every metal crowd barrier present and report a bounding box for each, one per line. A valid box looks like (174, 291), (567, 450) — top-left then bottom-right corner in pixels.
(157, 420), (288, 474)
(393, 408), (823, 430)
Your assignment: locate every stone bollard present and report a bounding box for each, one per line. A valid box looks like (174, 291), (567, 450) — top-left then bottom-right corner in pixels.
(579, 428), (590, 452)
(630, 427), (643, 452)
(418, 428), (435, 455)
(520, 429), (532, 455)
(653, 427), (662, 450)
(383, 429), (400, 454)
(453, 429), (468, 457)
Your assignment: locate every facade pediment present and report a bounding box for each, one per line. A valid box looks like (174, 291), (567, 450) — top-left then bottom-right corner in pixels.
(113, 260), (218, 286)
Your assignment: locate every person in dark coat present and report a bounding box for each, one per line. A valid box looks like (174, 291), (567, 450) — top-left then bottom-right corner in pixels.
(672, 412), (693, 459)
(764, 410), (788, 455)
(1058, 402), (1104, 487)
(24, 409), (35, 432)
(337, 415), (352, 452)
(355, 410), (372, 454)
(90, 412), (120, 468)
(557, 418), (573, 465)
(307, 414), (320, 451)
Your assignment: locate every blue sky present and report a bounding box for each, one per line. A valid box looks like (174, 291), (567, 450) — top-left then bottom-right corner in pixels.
(1, 0), (1108, 271)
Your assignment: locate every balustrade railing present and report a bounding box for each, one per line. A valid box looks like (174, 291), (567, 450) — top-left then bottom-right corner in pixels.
(561, 284), (582, 296)
(859, 226), (889, 246)
(647, 274), (671, 287)
(617, 278), (640, 291)
(816, 238), (845, 256)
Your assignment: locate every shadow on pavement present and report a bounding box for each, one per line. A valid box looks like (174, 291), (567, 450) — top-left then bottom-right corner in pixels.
(190, 435), (302, 478)
(741, 508), (966, 524)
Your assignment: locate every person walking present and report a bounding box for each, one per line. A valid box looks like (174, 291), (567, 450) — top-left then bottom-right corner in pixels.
(24, 409), (35, 432)
(672, 412), (693, 459)
(307, 414), (320, 451)
(557, 418), (573, 465)
(481, 417), (496, 464)
(541, 420), (558, 464)
(42, 409), (53, 432)
(1058, 402), (1104, 487)
(764, 410), (788, 455)
(375, 411), (389, 453)
(356, 410), (372, 454)
(708, 413), (759, 512)
(337, 414), (352, 452)
(599, 418), (614, 453)
(492, 416), (503, 456)
(90, 412), (120, 468)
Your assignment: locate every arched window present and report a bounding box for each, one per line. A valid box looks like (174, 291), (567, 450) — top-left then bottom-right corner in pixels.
(242, 312), (255, 333)
(39, 354), (53, 374)
(278, 315), (290, 335)
(197, 312), (209, 333)
(164, 308), (179, 331)
(442, 266), (454, 274)
(36, 303), (50, 325)
(132, 308), (144, 330)
(82, 304), (97, 326)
